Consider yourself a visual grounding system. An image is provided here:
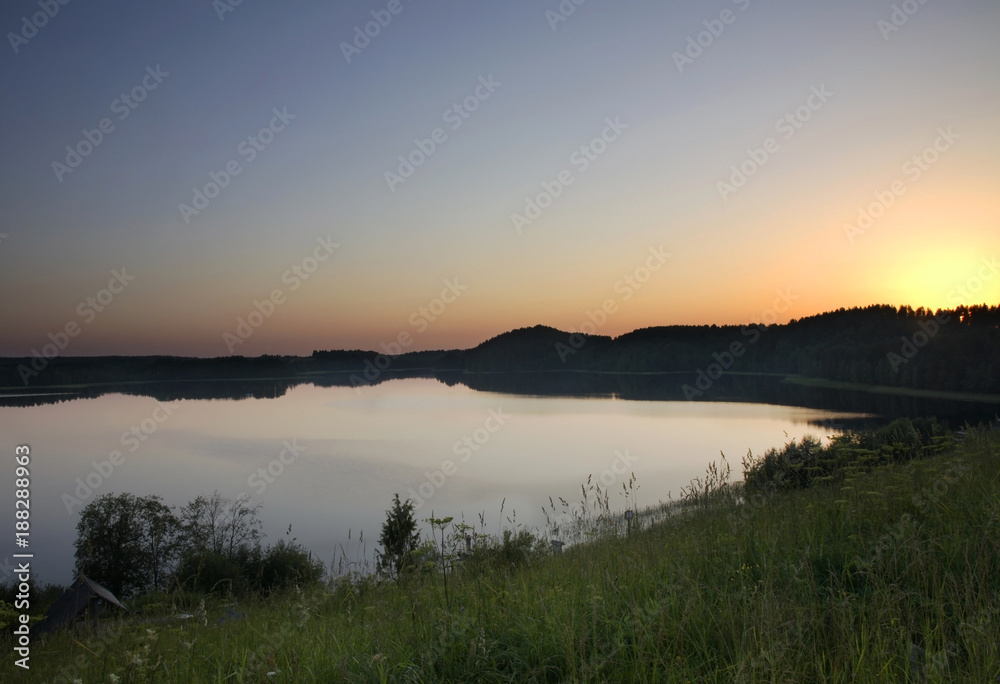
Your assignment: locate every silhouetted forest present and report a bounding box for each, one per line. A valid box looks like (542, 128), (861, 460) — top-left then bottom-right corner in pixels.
(2, 305), (997, 423)
(458, 304), (1000, 395)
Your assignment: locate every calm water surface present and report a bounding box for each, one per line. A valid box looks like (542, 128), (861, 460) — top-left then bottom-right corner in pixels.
(3, 378), (861, 586)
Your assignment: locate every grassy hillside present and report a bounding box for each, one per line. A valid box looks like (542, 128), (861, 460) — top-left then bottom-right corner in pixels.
(9, 427), (1000, 683)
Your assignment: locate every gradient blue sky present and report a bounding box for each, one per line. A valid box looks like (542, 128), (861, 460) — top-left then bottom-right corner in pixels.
(1, 0), (998, 356)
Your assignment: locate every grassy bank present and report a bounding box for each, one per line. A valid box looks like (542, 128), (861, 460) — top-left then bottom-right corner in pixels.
(9, 427), (1000, 683)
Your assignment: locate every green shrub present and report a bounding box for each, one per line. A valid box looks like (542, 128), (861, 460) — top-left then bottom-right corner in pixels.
(173, 550), (251, 596)
(259, 540), (325, 593)
(742, 418), (954, 493)
(463, 529), (547, 575)
(0, 600), (18, 633)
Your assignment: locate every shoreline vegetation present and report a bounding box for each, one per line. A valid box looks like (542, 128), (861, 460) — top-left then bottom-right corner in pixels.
(4, 418), (999, 681)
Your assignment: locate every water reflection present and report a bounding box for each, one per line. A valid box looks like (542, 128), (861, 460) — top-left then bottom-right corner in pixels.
(1, 378), (879, 587)
(3, 370), (995, 431)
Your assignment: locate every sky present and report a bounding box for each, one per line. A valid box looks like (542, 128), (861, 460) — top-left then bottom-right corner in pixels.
(1, 0), (998, 357)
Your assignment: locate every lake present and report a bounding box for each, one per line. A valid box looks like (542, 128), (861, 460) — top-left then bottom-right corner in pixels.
(1, 377), (882, 588)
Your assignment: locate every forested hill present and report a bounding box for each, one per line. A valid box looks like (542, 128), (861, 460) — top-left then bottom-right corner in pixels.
(1, 304), (997, 399)
(454, 305), (1000, 395)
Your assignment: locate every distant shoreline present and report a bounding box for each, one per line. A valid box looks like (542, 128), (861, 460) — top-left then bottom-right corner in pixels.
(3, 368), (998, 404)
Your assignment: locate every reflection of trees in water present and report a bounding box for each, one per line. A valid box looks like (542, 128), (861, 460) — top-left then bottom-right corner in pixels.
(0, 378), (298, 407)
(1, 369), (995, 430)
(444, 371), (998, 430)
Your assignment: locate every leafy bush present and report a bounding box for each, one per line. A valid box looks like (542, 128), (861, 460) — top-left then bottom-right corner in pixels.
(743, 418), (955, 493)
(0, 600), (18, 633)
(173, 550), (252, 596)
(463, 529), (547, 575)
(259, 540), (325, 593)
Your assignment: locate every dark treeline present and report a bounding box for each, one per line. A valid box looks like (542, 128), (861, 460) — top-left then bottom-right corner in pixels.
(461, 304), (1000, 395)
(2, 305), (997, 417)
(0, 354), (297, 387)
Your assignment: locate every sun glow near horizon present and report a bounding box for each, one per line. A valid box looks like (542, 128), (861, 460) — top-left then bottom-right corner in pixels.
(0, 1), (998, 356)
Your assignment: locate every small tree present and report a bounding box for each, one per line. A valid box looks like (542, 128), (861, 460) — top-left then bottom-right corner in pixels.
(139, 496), (182, 591)
(377, 494), (421, 581)
(426, 515), (454, 610)
(179, 490), (262, 559)
(74, 493), (180, 598)
(174, 491), (264, 595)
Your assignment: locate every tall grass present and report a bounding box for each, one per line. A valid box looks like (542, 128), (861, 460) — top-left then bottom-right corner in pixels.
(10, 425), (999, 683)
